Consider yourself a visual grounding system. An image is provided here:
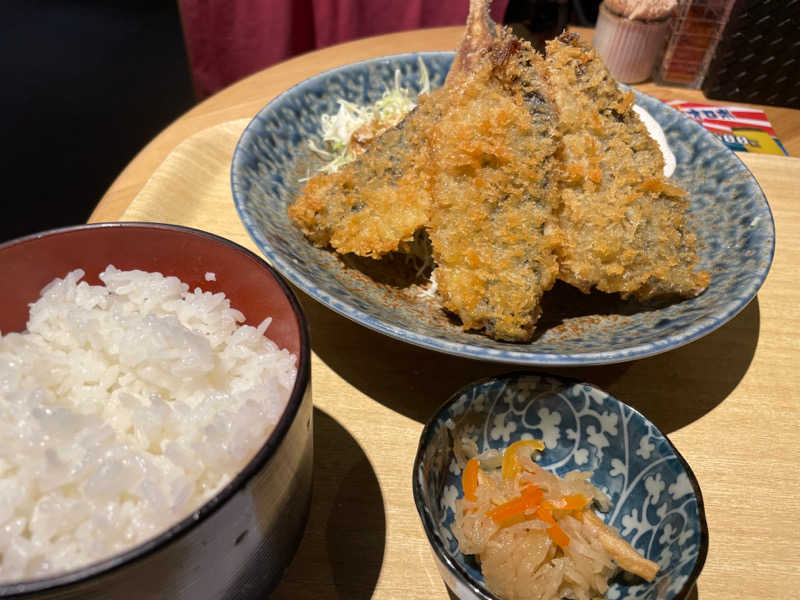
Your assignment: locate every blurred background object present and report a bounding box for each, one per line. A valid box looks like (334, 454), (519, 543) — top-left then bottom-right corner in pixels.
(702, 0), (800, 109)
(1, 0), (606, 245)
(0, 0), (195, 243)
(592, 0), (675, 84)
(179, 0), (605, 99)
(653, 0), (735, 88)
(178, 0), (512, 99)
(506, 0), (570, 51)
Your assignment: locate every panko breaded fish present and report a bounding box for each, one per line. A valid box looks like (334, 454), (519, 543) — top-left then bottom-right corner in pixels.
(544, 33), (709, 300)
(287, 105), (435, 257)
(287, 0), (504, 260)
(427, 15), (562, 341)
(289, 1), (709, 343)
(288, 0), (497, 260)
(290, 0), (564, 341)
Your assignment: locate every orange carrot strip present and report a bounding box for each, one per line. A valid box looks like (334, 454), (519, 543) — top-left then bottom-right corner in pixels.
(520, 484), (544, 500)
(493, 512), (530, 528)
(547, 523), (570, 548)
(561, 494), (590, 510)
(542, 494), (590, 512)
(487, 497), (532, 523)
(501, 439), (545, 481)
(487, 486), (544, 524)
(535, 506), (556, 526)
(462, 458), (480, 502)
(535, 506), (570, 548)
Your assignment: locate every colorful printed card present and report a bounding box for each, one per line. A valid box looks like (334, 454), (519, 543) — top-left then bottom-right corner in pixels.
(665, 100), (789, 156)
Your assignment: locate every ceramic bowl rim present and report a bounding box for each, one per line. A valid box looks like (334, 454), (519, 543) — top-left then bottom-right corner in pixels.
(0, 222), (311, 597)
(231, 50), (775, 367)
(411, 370), (709, 600)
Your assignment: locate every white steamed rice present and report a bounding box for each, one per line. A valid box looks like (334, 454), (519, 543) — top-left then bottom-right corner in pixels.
(0, 266), (297, 582)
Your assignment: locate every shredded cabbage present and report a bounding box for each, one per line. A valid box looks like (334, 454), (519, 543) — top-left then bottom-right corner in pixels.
(309, 58), (431, 175)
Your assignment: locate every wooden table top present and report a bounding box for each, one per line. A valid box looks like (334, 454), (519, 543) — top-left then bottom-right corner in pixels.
(89, 26), (800, 600)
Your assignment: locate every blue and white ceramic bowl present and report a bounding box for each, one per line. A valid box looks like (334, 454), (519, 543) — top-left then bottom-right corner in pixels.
(412, 373), (708, 600)
(231, 51), (775, 366)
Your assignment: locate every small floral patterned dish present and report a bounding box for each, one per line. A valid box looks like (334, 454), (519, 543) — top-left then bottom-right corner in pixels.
(412, 372), (708, 600)
(231, 52), (774, 365)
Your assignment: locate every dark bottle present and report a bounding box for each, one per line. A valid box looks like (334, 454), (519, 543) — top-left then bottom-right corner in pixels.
(505, 0), (571, 52)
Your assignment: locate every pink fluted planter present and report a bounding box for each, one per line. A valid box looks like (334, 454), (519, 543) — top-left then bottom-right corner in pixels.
(592, 2), (671, 84)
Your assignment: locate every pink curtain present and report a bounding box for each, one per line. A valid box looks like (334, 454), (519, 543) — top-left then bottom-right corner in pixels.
(179, 0), (509, 98)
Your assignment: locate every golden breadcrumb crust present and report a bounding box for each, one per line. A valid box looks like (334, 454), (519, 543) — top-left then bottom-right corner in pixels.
(426, 35), (562, 341)
(287, 106), (436, 257)
(545, 34), (709, 300)
(287, 27), (710, 342)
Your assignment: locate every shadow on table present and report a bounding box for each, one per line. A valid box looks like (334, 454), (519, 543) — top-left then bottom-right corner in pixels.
(299, 286), (760, 435)
(679, 583), (700, 600)
(271, 408), (385, 600)
(567, 298), (761, 435)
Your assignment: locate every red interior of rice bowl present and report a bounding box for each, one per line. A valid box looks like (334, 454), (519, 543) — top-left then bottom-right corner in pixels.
(0, 224), (301, 356)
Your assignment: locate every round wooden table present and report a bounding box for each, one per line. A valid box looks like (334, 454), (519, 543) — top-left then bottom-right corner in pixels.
(89, 26), (800, 600)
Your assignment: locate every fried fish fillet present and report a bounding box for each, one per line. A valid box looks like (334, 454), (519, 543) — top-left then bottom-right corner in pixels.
(426, 28), (562, 341)
(290, 0), (563, 341)
(288, 0), (502, 260)
(288, 0), (499, 260)
(287, 105), (435, 257)
(289, 1), (709, 343)
(545, 33), (709, 300)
